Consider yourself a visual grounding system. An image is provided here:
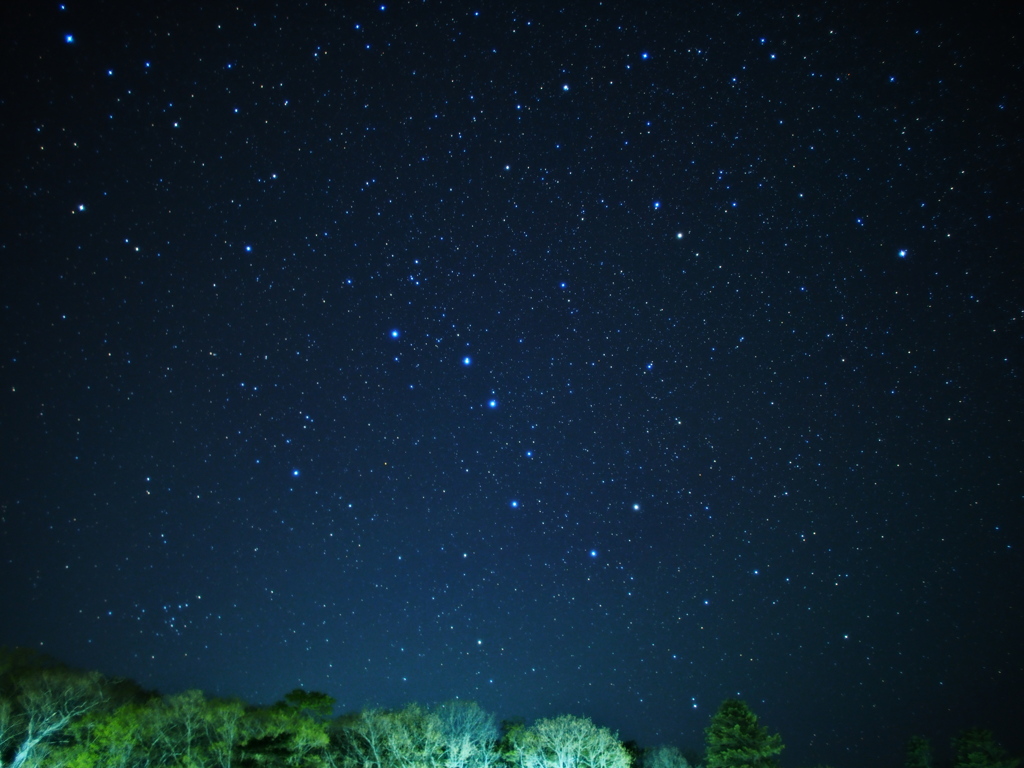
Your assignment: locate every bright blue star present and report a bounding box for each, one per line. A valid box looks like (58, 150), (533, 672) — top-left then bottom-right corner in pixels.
(462, 356), (472, 366)
(488, 399), (498, 409)
(589, 549), (599, 558)
(390, 329), (400, 338)
(64, 34), (75, 44)
(510, 500), (519, 508)
(898, 249), (908, 258)
(291, 469), (301, 477)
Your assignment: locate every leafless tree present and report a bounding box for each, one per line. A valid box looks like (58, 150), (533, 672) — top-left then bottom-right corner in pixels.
(507, 715), (630, 768)
(2, 666), (107, 768)
(435, 701), (499, 768)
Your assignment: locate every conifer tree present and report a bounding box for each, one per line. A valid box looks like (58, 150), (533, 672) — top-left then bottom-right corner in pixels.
(704, 699), (783, 768)
(906, 736), (933, 768)
(952, 729), (1018, 768)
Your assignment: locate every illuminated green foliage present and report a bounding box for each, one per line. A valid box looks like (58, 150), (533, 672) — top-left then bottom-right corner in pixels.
(906, 735), (933, 768)
(703, 700), (783, 768)
(952, 729), (1019, 768)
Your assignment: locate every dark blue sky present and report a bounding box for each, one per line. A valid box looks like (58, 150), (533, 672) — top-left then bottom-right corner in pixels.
(2, 2), (1021, 767)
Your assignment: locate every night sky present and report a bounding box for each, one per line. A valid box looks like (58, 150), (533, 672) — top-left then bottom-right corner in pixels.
(2, 2), (1022, 766)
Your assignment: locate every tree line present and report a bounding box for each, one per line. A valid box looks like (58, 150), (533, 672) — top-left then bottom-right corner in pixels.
(0, 648), (1017, 768)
